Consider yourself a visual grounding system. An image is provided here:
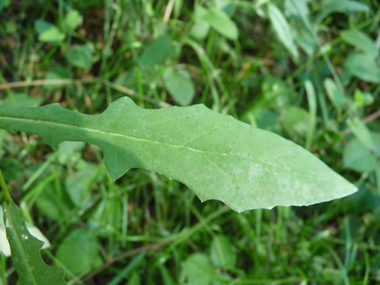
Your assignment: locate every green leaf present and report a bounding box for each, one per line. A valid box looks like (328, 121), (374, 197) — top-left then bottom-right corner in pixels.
(314, 0), (369, 24)
(0, 93), (43, 109)
(65, 43), (94, 69)
(56, 141), (86, 164)
(195, 5), (238, 40)
(65, 163), (98, 206)
(44, 66), (73, 91)
(56, 228), (102, 275)
(3, 201), (66, 284)
(190, 20), (210, 40)
(210, 235), (236, 269)
(324, 0), (369, 12)
(63, 10), (82, 32)
(281, 106), (309, 140)
(163, 68), (195, 106)
(343, 135), (380, 173)
(180, 253), (213, 285)
(91, 192), (122, 236)
(323, 78), (347, 109)
(344, 53), (380, 83)
(139, 36), (177, 66)
(340, 30), (378, 58)
(213, 272), (233, 285)
(255, 109), (281, 134)
(295, 29), (315, 56)
(261, 75), (292, 108)
(38, 26), (65, 43)
(285, 0), (309, 19)
(36, 184), (72, 222)
(0, 206), (51, 257)
(354, 90), (374, 107)
(347, 117), (373, 150)
(0, 97), (357, 212)
(34, 20), (54, 34)
(267, 3), (299, 62)
(114, 70), (139, 90)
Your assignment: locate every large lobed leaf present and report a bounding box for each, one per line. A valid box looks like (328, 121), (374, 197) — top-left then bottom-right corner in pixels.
(0, 97), (356, 212)
(3, 201), (65, 285)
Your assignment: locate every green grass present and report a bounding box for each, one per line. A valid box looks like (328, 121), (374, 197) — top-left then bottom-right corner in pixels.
(1, 0), (380, 284)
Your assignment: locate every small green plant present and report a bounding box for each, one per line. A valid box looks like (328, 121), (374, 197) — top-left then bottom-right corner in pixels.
(0, 96), (356, 283)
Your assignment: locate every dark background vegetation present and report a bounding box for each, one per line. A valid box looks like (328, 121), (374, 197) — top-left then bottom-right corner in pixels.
(1, 0), (380, 284)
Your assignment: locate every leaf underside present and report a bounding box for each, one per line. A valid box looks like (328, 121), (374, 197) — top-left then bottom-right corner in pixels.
(4, 201), (66, 285)
(0, 97), (356, 212)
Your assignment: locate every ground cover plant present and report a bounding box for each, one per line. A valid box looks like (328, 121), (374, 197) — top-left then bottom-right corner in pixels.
(0, 0), (380, 284)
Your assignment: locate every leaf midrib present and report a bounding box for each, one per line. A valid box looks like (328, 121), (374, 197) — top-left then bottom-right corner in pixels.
(0, 116), (320, 179)
(0, 115), (227, 154)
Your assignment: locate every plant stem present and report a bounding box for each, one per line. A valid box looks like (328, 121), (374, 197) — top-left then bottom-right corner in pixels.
(0, 170), (12, 203)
